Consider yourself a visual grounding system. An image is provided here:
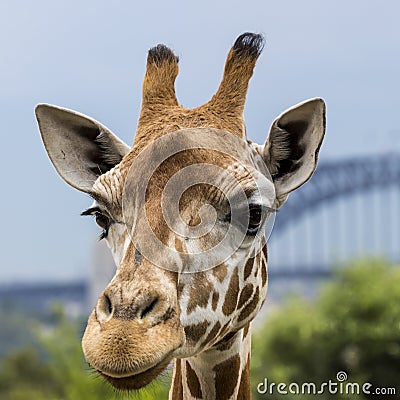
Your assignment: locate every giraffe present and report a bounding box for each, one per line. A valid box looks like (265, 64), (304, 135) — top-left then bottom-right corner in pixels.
(35, 33), (326, 399)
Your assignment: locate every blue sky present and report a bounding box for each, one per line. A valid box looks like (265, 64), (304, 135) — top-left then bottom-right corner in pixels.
(0, 0), (399, 283)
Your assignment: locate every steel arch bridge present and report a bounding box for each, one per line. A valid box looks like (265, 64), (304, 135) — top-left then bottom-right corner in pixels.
(269, 152), (400, 277)
(272, 153), (400, 235)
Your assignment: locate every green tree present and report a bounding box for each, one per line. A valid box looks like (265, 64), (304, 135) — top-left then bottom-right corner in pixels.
(251, 259), (400, 400)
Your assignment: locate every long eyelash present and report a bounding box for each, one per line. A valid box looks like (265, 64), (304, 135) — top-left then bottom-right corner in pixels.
(99, 230), (108, 241)
(81, 207), (109, 240)
(81, 207), (101, 216)
(224, 205), (277, 221)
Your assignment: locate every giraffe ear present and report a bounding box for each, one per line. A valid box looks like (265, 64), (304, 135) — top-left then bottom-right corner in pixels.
(262, 98), (326, 206)
(35, 104), (130, 193)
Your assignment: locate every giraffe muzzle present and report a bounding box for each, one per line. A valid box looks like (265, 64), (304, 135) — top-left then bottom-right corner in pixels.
(81, 286), (184, 390)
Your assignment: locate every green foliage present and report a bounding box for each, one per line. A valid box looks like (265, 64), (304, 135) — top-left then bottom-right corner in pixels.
(0, 301), (41, 358)
(0, 304), (171, 400)
(251, 259), (400, 399)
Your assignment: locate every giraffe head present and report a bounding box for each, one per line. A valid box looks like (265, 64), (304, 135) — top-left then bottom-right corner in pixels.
(36, 33), (325, 391)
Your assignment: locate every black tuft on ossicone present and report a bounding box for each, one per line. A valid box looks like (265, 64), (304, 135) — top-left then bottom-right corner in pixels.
(232, 32), (265, 59)
(147, 44), (179, 66)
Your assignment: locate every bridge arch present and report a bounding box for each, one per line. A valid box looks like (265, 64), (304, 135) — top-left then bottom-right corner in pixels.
(272, 153), (400, 235)
(268, 153), (400, 277)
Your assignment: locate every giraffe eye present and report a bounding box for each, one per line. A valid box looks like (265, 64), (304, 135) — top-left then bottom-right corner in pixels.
(224, 203), (276, 235)
(81, 207), (112, 240)
(94, 212), (111, 231)
(247, 204), (263, 235)
(94, 212), (112, 240)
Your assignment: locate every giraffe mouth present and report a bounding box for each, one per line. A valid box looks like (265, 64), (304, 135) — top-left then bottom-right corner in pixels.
(98, 356), (172, 391)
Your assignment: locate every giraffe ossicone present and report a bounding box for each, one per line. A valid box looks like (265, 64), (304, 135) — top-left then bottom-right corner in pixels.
(36, 32), (326, 399)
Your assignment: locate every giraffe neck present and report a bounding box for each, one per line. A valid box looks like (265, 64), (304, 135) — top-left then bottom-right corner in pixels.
(170, 323), (252, 400)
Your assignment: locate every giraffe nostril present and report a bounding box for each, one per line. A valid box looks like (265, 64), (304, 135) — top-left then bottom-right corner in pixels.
(104, 294), (113, 315)
(97, 293), (114, 321)
(139, 297), (159, 319)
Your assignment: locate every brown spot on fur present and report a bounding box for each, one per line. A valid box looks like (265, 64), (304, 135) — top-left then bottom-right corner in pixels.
(243, 323), (250, 339)
(214, 355), (241, 400)
(262, 244), (268, 261)
(222, 267), (239, 316)
(186, 273), (213, 314)
(177, 281), (185, 300)
(262, 245), (268, 286)
(188, 213), (201, 227)
(262, 262), (268, 287)
(215, 330), (239, 352)
(211, 291), (219, 311)
(238, 287), (260, 323)
(237, 283), (254, 309)
(213, 263), (228, 283)
(237, 354), (251, 400)
(175, 237), (183, 253)
(220, 321), (231, 337)
(243, 257), (254, 280)
(202, 321), (221, 347)
(171, 359), (183, 400)
(185, 321), (210, 343)
(186, 362), (203, 399)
